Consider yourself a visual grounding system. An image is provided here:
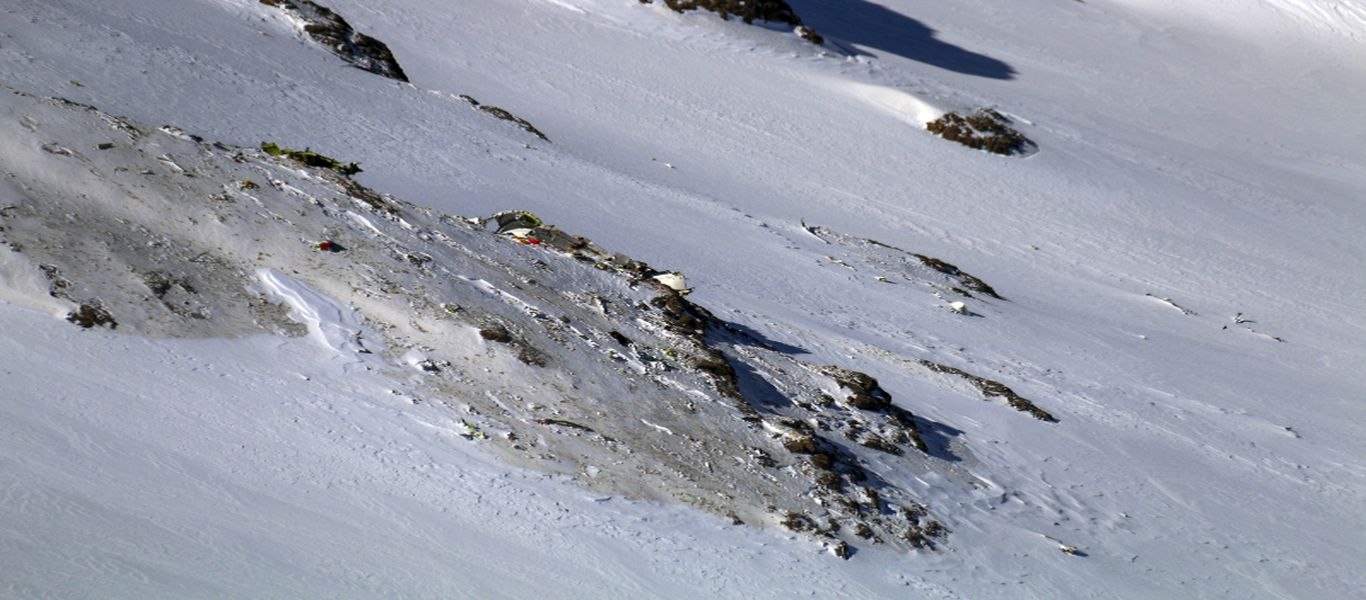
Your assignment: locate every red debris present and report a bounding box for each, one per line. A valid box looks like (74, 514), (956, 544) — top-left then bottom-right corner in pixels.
(317, 241), (334, 251)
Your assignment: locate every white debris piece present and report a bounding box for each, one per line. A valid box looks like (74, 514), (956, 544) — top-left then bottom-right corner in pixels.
(651, 272), (689, 293)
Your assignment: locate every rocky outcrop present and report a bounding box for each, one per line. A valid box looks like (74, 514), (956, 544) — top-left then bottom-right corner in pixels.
(0, 86), (957, 557)
(805, 223), (1005, 302)
(261, 0), (409, 82)
(920, 361), (1059, 422)
(909, 254), (1003, 300)
(926, 109), (1033, 156)
(456, 95), (549, 141)
(642, 0), (824, 45)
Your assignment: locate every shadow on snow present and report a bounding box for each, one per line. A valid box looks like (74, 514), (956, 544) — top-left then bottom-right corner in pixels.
(791, 0), (1016, 80)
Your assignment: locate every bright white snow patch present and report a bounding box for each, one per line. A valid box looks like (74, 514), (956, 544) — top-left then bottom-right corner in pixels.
(255, 268), (373, 356)
(0, 244), (69, 316)
(839, 80), (945, 126)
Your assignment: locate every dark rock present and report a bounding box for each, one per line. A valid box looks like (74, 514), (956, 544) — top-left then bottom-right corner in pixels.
(516, 345), (548, 367)
(782, 434), (819, 455)
(920, 360), (1058, 422)
(259, 0), (409, 82)
(814, 469), (842, 490)
(779, 511), (812, 531)
(912, 254), (1002, 299)
(648, 0), (824, 45)
(809, 452), (835, 470)
(820, 365), (892, 410)
(856, 432), (902, 455)
(457, 96), (548, 141)
(479, 324), (513, 343)
(926, 108), (1032, 156)
(533, 418), (595, 432)
(67, 302), (117, 329)
(853, 522), (874, 539)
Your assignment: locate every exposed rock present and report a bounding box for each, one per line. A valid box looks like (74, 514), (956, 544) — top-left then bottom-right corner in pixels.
(67, 302), (117, 329)
(649, 291), (710, 335)
(534, 418), (595, 432)
(856, 432), (901, 455)
(813, 469), (842, 490)
(5, 86), (961, 557)
(795, 26), (824, 45)
(783, 433), (820, 454)
(643, 0), (823, 45)
(852, 522), (874, 539)
(479, 324), (513, 343)
(691, 352), (744, 401)
(926, 108), (1032, 156)
(259, 0), (409, 82)
(39, 264), (72, 299)
(920, 360), (1058, 422)
(911, 254), (1002, 300)
(820, 365), (893, 410)
(457, 95), (549, 141)
(779, 510), (813, 531)
(806, 223), (1004, 301)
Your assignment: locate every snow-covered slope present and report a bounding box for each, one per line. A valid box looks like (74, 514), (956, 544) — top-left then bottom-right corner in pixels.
(1, 0), (1364, 598)
(1117, 0), (1366, 41)
(3, 300), (950, 599)
(0, 87), (961, 555)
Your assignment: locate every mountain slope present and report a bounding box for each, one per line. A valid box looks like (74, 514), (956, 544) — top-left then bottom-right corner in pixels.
(1, 0), (1363, 598)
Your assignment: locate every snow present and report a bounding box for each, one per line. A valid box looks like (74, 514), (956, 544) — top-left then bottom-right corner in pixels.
(255, 268), (374, 357)
(0, 240), (69, 317)
(1117, 0), (1366, 41)
(1, 0), (1364, 597)
(0, 302), (935, 599)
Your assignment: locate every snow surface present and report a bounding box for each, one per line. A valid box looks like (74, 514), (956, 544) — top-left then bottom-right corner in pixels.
(256, 268), (374, 357)
(0, 302), (945, 599)
(2, 0), (1365, 597)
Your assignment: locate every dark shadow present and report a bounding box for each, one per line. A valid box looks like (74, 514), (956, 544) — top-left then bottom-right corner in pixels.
(716, 320), (809, 355)
(728, 352), (797, 410)
(721, 340), (963, 463)
(912, 416), (964, 463)
(788, 0), (1016, 79)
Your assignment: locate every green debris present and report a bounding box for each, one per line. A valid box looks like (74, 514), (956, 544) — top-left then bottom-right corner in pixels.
(489, 210), (543, 234)
(260, 142), (362, 176)
(459, 420), (488, 440)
